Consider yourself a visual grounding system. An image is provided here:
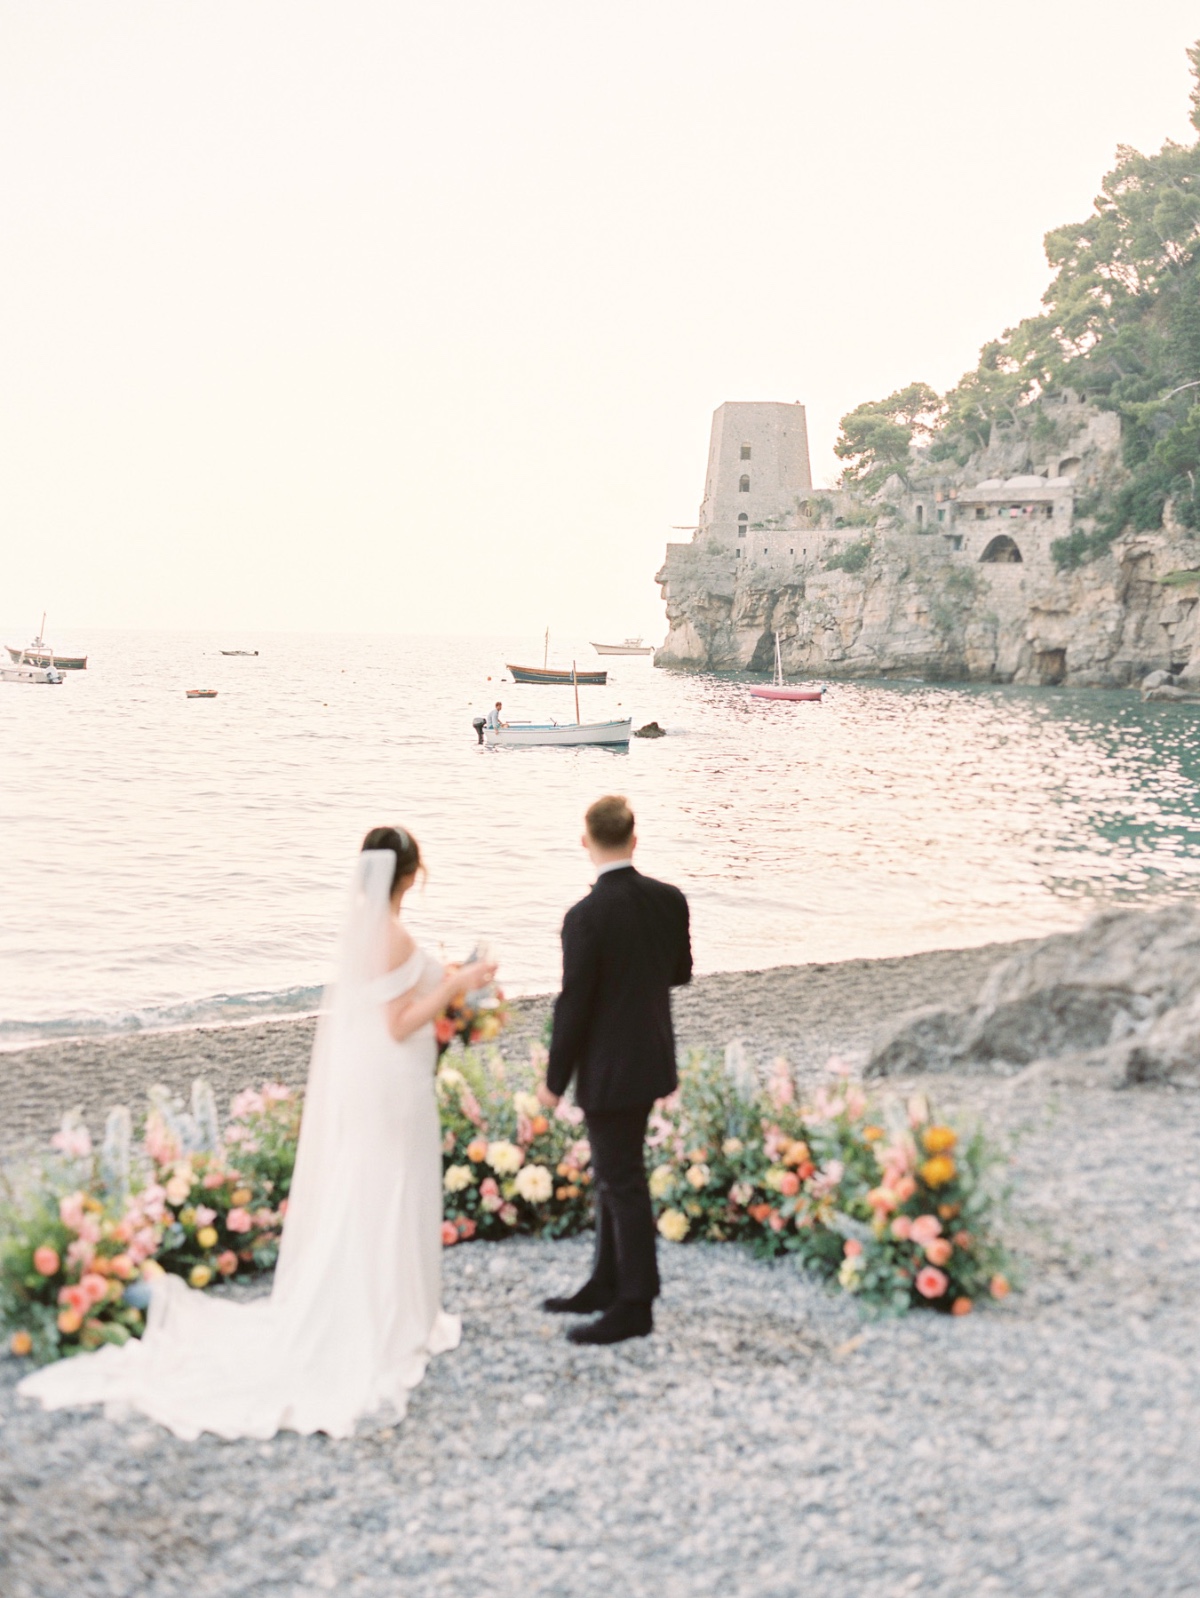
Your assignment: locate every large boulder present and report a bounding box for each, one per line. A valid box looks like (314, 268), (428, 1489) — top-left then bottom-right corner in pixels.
(866, 905), (1200, 1085)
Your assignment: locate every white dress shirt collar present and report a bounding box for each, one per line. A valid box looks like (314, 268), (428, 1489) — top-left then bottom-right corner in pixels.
(595, 859), (635, 879)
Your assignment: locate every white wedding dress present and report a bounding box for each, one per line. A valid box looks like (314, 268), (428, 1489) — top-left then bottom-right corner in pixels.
(19, 850), (460, 1440)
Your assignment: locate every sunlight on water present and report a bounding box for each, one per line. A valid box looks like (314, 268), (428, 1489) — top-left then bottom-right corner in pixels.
(4, 630), (1200, 1041)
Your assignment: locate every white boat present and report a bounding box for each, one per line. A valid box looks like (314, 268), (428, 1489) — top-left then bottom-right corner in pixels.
(591, 637), (655, 656)
(485, 718), (632, 747)
(2, 652), (63, 685)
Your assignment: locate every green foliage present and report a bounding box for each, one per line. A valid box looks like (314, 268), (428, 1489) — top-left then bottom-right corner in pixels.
(824, 536), (873, 574)
(835, 382), (943, 491)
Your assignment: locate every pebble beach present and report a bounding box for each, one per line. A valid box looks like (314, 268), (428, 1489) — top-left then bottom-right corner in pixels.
(3, 945), (1199, 1596)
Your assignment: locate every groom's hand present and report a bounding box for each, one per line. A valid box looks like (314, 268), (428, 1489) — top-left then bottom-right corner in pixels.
(536, 1081), (560, 1110)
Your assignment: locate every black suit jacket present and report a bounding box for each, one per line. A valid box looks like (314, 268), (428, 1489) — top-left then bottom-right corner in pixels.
(547, 864), (692, 1113)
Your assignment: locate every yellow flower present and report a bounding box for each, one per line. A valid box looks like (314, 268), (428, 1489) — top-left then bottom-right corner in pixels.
(9, 1331), (32, 1357)
(196, 1226), (219, 1249)
(657, 1209), (690, 1243)
(230, 1188), (253, 1207)
(920, 1155), (956, 1189)
(189, 1265), (213, 1289)
(922, 1125), (957, 1155)
(443, 1165), (473, 1194)
(861, 1125), (884, 1143)
(686, 1163), (711, 1190)
(648, 1165), (674, 1199)
(722, 1137), (744, 1157)
(179, 1208), (197, 1228)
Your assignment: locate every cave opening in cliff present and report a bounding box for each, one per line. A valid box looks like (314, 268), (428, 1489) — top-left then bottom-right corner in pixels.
(980, 534), (1023, 564)
(1035, 649), (1066, 685)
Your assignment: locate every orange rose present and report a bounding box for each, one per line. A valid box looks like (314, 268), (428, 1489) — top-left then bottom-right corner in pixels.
(467, 1139), (488, 1163)
(990, 1273), (1010, 1299)
(531, 1116), (549, 1137)
(57, 1309), (82, 1335)
(951, 1297), (972, 1316)
(9, 1331), (33, 1357)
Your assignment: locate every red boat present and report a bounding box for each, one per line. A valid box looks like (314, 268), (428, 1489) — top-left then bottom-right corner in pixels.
(748, 633), (823, 703)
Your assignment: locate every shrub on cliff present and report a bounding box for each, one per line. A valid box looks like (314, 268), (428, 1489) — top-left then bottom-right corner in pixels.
(824, 536), (873, 574)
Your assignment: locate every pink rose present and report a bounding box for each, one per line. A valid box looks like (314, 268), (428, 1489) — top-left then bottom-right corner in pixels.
(225, 1208), (252, 1234)
(516, 1113), (534, 1146)
(924, 1238), (953, 1267)
(193, 1206), (216, 1228)
(203, 1171), (227, 1189)
(890, 1215), (913, 1241)
(80, 1273), (109, 1307)
(843, 1086), (867, 1121)
(867, 1187), (897, 1214)
(893, 1176), (917, 1203)
(457, 1217), (477, 1240)
(768, 1211), (785, 1232)
(778, 1171), (800, 1197)
(915, 1265), (948, 1299)
(555, 1100), (584, 1126)
(59, 1192), (86, 1232)
(66, 1239), (95, 1271)
(33, 1246), (60, 1277)
(569, 1140), (591, 1168)
(440, 1221), (459, 1246)
(480, 1177), (499, 1198)
(500, 1202), (518, 1226)
(909, 1214), (943, 1247)
(843, 1238), (863, 1259)
(59, 1283), (90, 1315)
(51, 1126), (93, 1158)
(481, 1194), (503, 1213)
(230, 1089), (265, 1120)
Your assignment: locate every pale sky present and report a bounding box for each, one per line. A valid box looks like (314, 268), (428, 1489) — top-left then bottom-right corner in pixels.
(2, 2), (1198, 642)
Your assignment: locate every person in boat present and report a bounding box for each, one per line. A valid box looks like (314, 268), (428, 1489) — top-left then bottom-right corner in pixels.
(486, 701), (506, 731)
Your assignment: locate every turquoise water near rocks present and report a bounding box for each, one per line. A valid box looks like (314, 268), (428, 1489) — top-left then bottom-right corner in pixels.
(4, 629), (1200, 1043)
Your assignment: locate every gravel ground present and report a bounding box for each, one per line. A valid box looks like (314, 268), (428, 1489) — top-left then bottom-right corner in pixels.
(2, 949), (1199, 1596)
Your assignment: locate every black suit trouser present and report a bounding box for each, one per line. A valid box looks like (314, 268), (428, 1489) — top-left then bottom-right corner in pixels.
(585, 1104), (659, 1304)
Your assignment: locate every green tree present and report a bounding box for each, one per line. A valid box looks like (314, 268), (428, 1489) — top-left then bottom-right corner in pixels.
(834, 381), (943, 491)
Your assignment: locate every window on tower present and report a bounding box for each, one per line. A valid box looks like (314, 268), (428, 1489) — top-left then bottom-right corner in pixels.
(739, 475), (750, 493)
(740, 444), (751, 460)
(737, 514), (748, 538)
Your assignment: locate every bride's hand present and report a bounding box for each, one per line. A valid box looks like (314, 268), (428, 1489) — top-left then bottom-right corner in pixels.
(446, 959), (497, 997)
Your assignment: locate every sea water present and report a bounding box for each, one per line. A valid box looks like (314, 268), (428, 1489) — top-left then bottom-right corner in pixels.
(4, 628), (1200, 1045)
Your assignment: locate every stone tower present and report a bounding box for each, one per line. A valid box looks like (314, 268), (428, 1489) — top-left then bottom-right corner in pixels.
(696, 401), (813, 554)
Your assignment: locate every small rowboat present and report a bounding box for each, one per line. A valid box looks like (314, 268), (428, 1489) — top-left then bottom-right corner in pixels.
(507, 628), (607, 685)
(220, 650), (259, 657)
(748, 632), (824, 703)
(507, 663), (607, 685)
(186, 689), (218, 699)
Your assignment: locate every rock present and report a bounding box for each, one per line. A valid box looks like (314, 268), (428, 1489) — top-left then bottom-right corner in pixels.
(632, 722), (666, 738)
(1142, 683), (1200, 702)
(866, 905), (1200, 1084)
(1140, 669), (1175, 689)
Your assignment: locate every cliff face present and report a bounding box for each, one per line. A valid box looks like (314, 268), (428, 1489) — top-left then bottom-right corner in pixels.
(655, 530), (1200, 687)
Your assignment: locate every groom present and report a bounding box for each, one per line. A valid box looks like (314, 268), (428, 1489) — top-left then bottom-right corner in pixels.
(537, 794), (692, 1344)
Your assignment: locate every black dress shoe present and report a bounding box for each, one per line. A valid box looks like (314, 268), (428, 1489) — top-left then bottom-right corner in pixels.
(566, 1301), (653, 1345)
(542, 1283), (616, 1315)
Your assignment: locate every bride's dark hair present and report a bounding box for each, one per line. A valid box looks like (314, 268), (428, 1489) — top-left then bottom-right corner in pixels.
(361, 826), (423, 895)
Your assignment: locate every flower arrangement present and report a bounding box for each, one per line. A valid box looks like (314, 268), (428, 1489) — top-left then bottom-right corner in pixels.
(436, 1045), (593, 1241)
(1, 1081), (302, 1364)
(1, 1047), (1014, 1365)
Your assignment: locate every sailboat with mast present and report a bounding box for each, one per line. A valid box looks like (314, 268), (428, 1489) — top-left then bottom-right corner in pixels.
(747, 632), (824, 702)
(482, 661), (631, 746)
(507, 628), (607, 686)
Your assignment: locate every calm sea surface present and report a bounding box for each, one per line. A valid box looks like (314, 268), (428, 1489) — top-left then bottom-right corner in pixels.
(4, 629), (1200, 1045)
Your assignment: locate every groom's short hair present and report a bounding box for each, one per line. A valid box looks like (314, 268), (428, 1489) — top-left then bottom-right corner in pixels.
(586, 794), (634, 848)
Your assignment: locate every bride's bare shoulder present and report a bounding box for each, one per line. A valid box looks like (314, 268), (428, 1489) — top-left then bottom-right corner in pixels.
(385, 919), (418, 970)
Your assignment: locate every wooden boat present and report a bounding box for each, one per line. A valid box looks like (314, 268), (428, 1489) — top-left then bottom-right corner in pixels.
(507, 627), (606, 684)
(748, 633), (824, 703)
(5, 614), (86, 671)
(591, 637), (654, 656)
(508, 663), (607, 685)
(485, 718), (631, 747)
(220, 650), (259, 656)
(186, 689), (219, 699)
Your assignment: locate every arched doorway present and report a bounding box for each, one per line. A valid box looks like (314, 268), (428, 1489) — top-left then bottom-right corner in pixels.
(980, 534), (1023, 564)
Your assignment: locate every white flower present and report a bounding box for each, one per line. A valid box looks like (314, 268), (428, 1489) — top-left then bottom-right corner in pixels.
(657, 1209), (690, 1243)
(443, 1165), (473, 1194)
(648, 1165), (674, 1200)
(514, 1164), (553, 1204)
(438, 1065), (464, 1089)
(164, 1174), (192, 1206)
(764, 1167), (789, 1193)
(838, 1257), (863, 1292)
(686, 1163), (711, 1190)
(486, 1140), (525, 1177)
(512, 1090), (540, 1119)
(722, 1137), (744, 1158)
(729, 1181), (754, 1207)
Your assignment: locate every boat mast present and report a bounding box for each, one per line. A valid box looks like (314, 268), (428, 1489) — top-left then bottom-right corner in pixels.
(774, 630), (784, 687)
(572, 661), (580, 724)
(544, 627), (549, 670)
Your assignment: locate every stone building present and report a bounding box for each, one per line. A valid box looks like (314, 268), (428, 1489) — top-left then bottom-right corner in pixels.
(696, 401), (813, 556)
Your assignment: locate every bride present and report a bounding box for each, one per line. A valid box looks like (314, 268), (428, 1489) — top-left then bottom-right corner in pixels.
(19, 826), (496, 1440)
